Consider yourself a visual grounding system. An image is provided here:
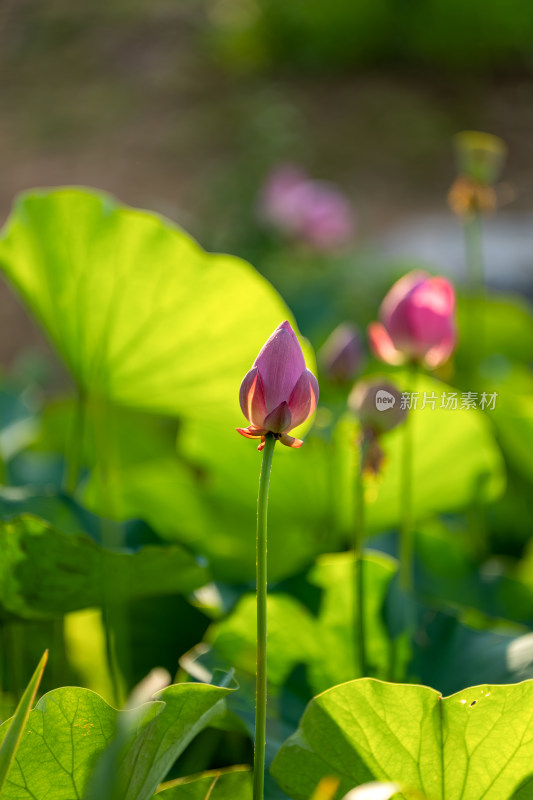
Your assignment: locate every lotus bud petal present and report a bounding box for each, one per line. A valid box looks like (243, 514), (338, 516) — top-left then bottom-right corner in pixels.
(237, 321), (319, 450)
(239, 366), (268, 428)
(263, 401), (292, 433)
(288, 369), (319, 428)
(279, 433), (303, 448)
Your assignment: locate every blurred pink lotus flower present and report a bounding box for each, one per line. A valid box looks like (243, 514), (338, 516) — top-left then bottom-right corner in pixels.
(258, 164), (355, 251)
(319, 322), (364, 383)
(237, 321), (319, 451)
(368, 271), (457, 369)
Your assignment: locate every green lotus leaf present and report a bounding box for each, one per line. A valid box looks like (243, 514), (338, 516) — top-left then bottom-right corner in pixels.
(271, 678), (533, 800)
(335, 372), (505, 533)
(0, 188), (314, 426)
(83, 420), (334, 584)
(0, 681), (233, 800)
(0, 515), (207, 620)
(155, 766), (252, 799)
(0, 651), (48, 795)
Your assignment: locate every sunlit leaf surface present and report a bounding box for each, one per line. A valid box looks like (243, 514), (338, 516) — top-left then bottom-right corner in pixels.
(335, 373), (505, 533)
(155, 766), (252, 799)
(0, 681), (233, 800)
(0, 188), (313, 425)
(272, 678), (533, 799)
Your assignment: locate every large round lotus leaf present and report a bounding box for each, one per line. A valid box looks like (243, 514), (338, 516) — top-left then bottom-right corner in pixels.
(83, 419), (335, 584)
(272, 678), (533, 800)
(0, 188), (314, 425)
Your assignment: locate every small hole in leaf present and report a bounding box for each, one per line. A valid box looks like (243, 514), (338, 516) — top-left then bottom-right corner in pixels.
(470, 700), (477, 707)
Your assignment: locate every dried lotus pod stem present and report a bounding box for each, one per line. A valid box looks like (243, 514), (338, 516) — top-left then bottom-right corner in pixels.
(349, 378), (407, 678)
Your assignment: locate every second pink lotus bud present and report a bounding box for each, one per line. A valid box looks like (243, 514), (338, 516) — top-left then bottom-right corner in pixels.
(368, 270), (457, 369)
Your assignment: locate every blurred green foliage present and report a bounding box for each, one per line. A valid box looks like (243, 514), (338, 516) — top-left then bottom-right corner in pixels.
(208, 0), (533, 72)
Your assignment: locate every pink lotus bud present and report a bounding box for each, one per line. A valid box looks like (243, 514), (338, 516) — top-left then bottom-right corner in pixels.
(237, 321), (319, 450)
(368, 271), (457, 369)
(258, 164), (355, 252)
(319, 322), (364, 383)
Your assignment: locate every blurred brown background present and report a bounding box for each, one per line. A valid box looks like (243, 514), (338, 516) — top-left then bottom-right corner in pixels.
(1, 0), (533, 363)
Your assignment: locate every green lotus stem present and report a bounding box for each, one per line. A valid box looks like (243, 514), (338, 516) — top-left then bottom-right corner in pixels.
(399, 366), (417, 595)
(354, 436), (367, 677)
(464, 213), (486, 364)
(464, 213), (484, 291)
(0, 398), (7, 485)
(0, 440), (6, 486)
(63, 387), (85, 494)
(6, 623), (23, 704)
(91, 396), (128, 708)
(399, 420), (413, 592)
(253, 432), (276, 800)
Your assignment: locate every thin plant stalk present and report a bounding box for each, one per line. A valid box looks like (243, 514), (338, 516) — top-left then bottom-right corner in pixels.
(464, 212), (486, 365)
(354, 435), (367, 677)
(6, 623), (23, 705)
(253, 432), (276, 800)
(0, 438), (6, 486)
(0, 624), (4, 718)
(389, 407), (414, 681)
(91, 395), (129, 708)
(464, 213), (489, 544)
(399, 365), (417, 595)
(0, 397), (7, 486)
(63, 387), (86, 494)
(464, 213), (484, 291)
